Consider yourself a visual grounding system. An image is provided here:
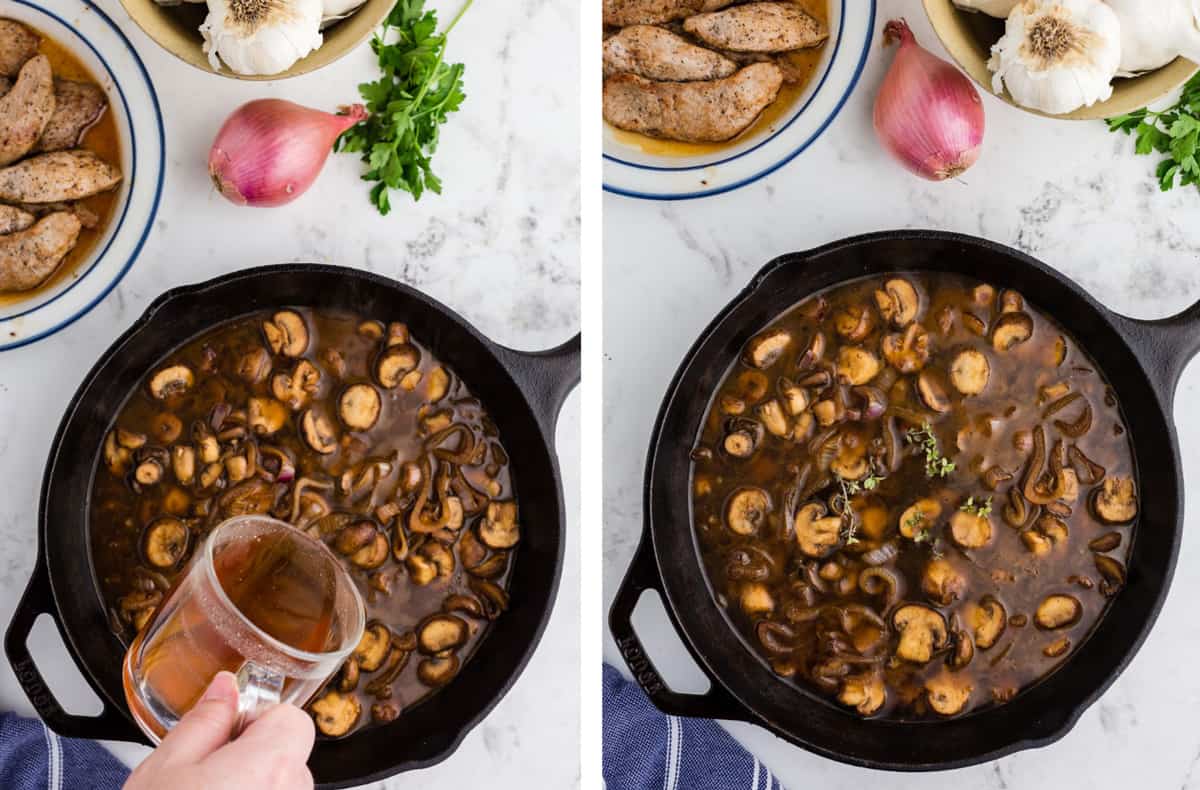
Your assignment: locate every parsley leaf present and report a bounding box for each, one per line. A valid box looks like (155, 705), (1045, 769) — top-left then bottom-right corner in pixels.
(1109, 71), (1200, 193)
(336, 0), (472, 214)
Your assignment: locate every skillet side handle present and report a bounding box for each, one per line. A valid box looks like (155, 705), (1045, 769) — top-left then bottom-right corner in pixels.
(609, 536), (749, 721)
(497, 334), (581, 443)
(4, 560), (142, 742)
(1114, 300), (1200, 409)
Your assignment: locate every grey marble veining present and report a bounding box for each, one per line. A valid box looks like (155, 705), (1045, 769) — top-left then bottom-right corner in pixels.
(0, 0), (579, 787)
(603, 4), (1200, 789)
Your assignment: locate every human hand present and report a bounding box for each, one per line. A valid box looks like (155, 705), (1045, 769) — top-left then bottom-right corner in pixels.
(124, 672), (315, 790)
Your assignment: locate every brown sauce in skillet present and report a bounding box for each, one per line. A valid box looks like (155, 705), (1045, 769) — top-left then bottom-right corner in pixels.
(691, 273), (1137, 719)
(90, 309), (521, 736)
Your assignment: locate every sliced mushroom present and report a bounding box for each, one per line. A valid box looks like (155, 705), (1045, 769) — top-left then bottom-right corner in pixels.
(921, 558), (966, 606)
(236, 346), (271, 384)
(301, 409), (339, 454)
(427, 366), (451, 402)
(916, 369), (951, 413)
(755, 399), (790, 437)
(262, 310), (308, 357)
(351, 533), (389, 570)
(875, 279), (919, 327)
(418, 655), (460, 687)
(148, 365), (194, 400)
(375, 344), (421, 388)
(991, 312), (1033, 351)
(1035, 514), (1069, 545)
(371, 703), (400, 723)
(725, 487), (770, 536)
(949, 510), (992, 549)
(740, 582), (775, 614)
(103, 431), (132, 475)
(338, 384), (382, 431)
(1089, 531), (1122, 553)
(998, 289), (1023, 314)
(133, 459), (163, 487)
(418, 614), (468, 654)
(968, 596), (1007, 649)
(795, 331), (826, 370)
(892, 604), (949, 664)
(1021, 529), (1052, 557)
(793, 502), (843, 558)
(948, 629), (975, 670)
(480, 501), (520, 548)
(1035, 595), (1082, 630)
(949, 349), (990, 396)
(744, 328), (791, 369)
(838, 673), (885, 716)
(310, 690), (360, 737)
(926, 672), (972, 716)
(247, 397), (288, 436)
(836, 347), (881, 386)
(881, 324), (930, 374)
(1094, 555), (1127, 592)
(1091, 477), (1137, 525)
(353, 622), (392, 672)
(834, 305), (875, 342)
(218, 478), (278, 517)
(141, 517), (189, 569)
(149, 413), (183, 444)
(899, 498), (940, 539)
(1043, 636), (1071, 658)
(271, 360), (322, 410)
(336, 659), (360, 693)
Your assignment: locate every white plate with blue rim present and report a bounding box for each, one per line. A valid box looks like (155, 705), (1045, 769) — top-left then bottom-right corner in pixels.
(0, 0), (164, 351)
(603, 0), (876, 201)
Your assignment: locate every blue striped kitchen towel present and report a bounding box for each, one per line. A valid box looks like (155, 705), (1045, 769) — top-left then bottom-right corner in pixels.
(0, 712), (129, 790)
(603, 663), (785, 790)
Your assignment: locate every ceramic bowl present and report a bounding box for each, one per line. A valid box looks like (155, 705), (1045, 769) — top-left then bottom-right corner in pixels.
(118, 0), (393, 80)
(0, 0), (164, 351)
(603, 0), (876, 200)
(923, 0), (1199, 120)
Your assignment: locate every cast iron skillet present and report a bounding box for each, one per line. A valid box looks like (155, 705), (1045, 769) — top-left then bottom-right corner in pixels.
(5, 264), (579, 788)
(610, 230), (1199, 771)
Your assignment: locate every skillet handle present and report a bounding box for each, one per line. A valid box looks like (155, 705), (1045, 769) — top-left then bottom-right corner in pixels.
(4, 559), (143, 742)
(1112, 300), (1200, 408)
(609, 536), (750, 721)
(497, 334), (581, 442)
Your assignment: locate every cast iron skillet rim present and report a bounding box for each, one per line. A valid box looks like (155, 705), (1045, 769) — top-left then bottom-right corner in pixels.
(640, 230), (1182, 771)
(34, 263), (571, 787)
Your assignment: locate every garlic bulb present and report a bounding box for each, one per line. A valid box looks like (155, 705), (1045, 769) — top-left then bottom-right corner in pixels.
(988, 0), (1121, 115)
(320, 0), (365, 27)
(951, 0), (1019, 17)
(1106, 0), (1200, 75)
(200, 0), (324, 76)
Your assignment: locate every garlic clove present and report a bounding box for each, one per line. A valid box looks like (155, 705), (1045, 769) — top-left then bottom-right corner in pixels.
(1107, 0), (1200, 76)
(988, 0), (1121, 115)
(200, 0), (325, 76)
(951, 0), (1019, 17)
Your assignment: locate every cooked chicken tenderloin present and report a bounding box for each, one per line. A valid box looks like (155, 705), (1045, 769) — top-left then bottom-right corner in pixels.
(0, 211), (81, 292)
(0, 20), (39, 78)
(0, 150), (121, 203)
(36, 80), (107, 152)
(684, 3), (828, 53)
(603, 62), (783, 142)
(0, 204), (34, 234)
(603, 0), (735, 27)
(0, 54), (55, 166)
(604, 25), (738, 81)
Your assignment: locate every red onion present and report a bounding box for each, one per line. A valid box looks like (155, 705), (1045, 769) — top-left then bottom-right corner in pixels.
(209, 99), (367, 207)
(874, 19), (985, 181)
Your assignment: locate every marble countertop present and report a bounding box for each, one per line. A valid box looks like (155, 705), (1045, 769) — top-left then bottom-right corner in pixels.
(602, 3), (1200, 789)
(0, 0), (579, 787)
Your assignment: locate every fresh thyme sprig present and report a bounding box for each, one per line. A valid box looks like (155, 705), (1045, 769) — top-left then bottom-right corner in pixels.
(959, 496), (993, 518)
(905, 423), (955, 478)
(833, 474), (884, 545)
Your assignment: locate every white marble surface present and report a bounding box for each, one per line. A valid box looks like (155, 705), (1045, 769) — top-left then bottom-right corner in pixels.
(0, 0), (580, 787)
(603, 3), (1200, 789)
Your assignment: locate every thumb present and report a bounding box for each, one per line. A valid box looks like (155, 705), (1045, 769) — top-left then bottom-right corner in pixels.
(149, 671), (241, 767)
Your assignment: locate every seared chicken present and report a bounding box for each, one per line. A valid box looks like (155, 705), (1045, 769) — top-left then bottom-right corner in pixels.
(684, 3), (828, 53)
(0, 211), (81, 292)
(0, 204), (34, 234)
(0, 150), (122, 203)
(0, 20), (39, 78)
(0, 54), (54, 167)
(604, 25), (737, 81)
(603, 62), (783, 142)
(35, 80), (107, 152)
(603, 0), (735, 27)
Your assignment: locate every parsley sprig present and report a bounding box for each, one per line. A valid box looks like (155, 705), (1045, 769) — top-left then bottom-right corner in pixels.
(1108, 72), (1200, 192)
(905, 423), (955, 479)
(337, 0), (473, 214)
